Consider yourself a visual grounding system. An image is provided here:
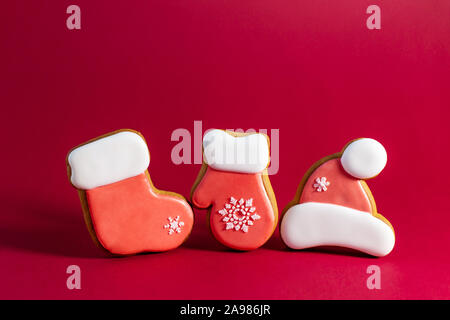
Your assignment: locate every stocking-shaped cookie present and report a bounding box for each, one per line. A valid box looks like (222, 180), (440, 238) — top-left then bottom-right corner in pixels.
(67, 129), (193, 255)
(191, 129), (278, 250)
(281, 138), (395, 257)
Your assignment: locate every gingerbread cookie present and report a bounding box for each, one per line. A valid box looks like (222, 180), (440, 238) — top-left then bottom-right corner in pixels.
(280, 138), (395, 257)
(191, 129), (278, 251)
(67, 129), (194, 255)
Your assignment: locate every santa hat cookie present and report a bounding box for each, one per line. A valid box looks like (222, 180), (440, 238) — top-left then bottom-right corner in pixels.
(67, 129), (193, 255)
(191, 129), (278, 251)
(280, 138), (395, 257)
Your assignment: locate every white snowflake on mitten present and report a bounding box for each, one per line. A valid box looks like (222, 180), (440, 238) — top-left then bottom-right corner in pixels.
(218, 197), (261, 233)
(313, 177), (330, 192)
(163, 216), (185, 235)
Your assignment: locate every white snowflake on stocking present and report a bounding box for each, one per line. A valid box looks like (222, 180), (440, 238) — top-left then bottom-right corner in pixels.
(313, 177), (330, 192)
(163, 216), (185, 235)
(218, 197), (261, 233)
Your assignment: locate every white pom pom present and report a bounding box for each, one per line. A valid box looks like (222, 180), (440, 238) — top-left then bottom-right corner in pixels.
(340, 138), (387, 179)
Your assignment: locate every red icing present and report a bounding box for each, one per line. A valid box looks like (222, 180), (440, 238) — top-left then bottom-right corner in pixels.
(299, 158), (372, 213)
(86, 173), (193, 255)
(192, 167), (276, 250)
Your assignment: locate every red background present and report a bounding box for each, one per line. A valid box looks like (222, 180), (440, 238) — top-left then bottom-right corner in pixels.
(1, 0), (449, 299)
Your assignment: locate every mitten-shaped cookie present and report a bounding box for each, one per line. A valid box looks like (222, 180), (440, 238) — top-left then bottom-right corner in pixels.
(191, 129), (278, 251)
(67, 129), (193, 255)
(281, 138), (395, 257)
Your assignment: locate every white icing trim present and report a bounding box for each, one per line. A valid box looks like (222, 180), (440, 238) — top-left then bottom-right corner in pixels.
(280, 202), (395, 257)
(340, 138), (387, 179)
(203, 130), (270, 173)
(68, 131), (150, 190)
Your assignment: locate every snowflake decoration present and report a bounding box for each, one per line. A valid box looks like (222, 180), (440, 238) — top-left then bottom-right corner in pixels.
(218, 197), (260, 233)
(313, 177), (330, 192)
(163, 216), (185, 235)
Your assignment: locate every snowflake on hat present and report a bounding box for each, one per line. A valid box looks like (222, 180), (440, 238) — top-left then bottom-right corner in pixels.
(313, 177), (330, 192)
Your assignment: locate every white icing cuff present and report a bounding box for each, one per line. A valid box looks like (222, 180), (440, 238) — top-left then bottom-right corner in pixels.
(203, 130), (270, 174)
(68, 131), (150, 190)
(340, 138), (387, 179)
(280, 202), (395, 257)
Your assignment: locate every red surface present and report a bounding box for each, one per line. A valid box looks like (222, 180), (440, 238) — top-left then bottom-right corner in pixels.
(1, 1), (449, 299)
